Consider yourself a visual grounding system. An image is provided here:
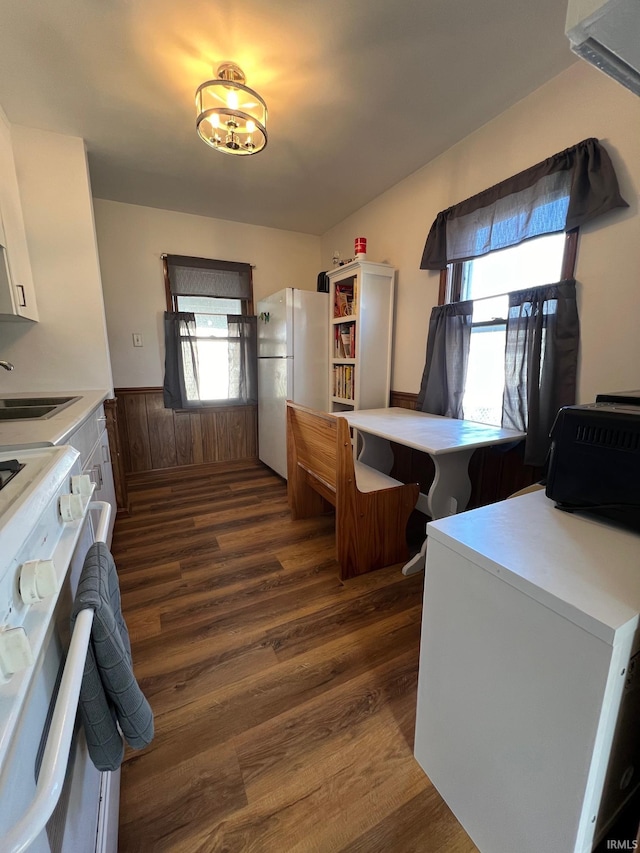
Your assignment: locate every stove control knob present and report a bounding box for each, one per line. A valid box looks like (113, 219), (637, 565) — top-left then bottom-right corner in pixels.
(71, 474), (93, 496)
(0, 627), (34, 681)
(59, 493), (85, 522)
(19, 559), (58, 604)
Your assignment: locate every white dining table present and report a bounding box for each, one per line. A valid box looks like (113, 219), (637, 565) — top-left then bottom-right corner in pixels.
(340, 407), (526, 575)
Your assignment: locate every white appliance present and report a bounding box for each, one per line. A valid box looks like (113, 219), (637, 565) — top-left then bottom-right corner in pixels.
(414, 490), (640, 853)
(258, 287), (329, 479)
(0, 446), (119, 853)
(566, 0), (640, 96)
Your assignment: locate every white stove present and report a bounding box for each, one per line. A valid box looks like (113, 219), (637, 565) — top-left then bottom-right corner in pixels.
(0, 445), (119, 853)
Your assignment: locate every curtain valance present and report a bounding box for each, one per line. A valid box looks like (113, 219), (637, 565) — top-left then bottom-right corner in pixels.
(420, 138), (628, 270)
(165, 254), (252, 299)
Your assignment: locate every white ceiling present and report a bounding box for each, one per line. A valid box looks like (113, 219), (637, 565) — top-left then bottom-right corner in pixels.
(0, 0), (576, 236)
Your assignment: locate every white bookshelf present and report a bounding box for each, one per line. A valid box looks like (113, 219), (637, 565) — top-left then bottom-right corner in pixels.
(327, 260), (395, 413)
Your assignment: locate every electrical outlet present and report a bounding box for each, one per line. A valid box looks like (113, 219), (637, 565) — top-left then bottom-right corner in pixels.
(132, 333), (143, 347)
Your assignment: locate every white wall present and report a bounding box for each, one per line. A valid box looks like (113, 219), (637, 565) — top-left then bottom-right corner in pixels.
(94, 200), (321, 388)
(0, 124), (113, 394)
(321, 62), (640, 403)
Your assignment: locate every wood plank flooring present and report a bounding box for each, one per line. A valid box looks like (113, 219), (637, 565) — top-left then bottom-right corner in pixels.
(112, 460), (479, 853)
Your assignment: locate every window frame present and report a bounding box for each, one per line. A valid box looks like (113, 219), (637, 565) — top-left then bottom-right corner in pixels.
(162, 254), (256, 411)
(437, 230), (579, 306)
(163, 256), (254, 315)
(436, 229), (579, 426)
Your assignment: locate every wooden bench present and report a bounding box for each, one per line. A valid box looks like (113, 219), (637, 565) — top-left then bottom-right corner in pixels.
(286, 401), (419, 580)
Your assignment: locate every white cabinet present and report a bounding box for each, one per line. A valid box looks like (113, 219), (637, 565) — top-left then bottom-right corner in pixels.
(0, 111), (38, 322)
(65, 404), (116, 545)
(327, 260), (394, 413)
(414, 490), (640, 853)
(85, 427), (116, 545)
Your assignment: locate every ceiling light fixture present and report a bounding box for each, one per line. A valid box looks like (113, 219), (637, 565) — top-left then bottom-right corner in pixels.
(195, 62), (267, 155)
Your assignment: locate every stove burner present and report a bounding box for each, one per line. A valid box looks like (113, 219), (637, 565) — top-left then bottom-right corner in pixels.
(0, 459), (25, 491)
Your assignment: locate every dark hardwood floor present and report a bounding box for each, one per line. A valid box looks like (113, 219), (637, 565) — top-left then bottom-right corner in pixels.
(112, 460), (479, 852)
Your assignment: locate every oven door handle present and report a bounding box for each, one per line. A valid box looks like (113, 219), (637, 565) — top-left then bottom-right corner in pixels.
(89, 500), (111, 543)
(2, 500), (113, 853)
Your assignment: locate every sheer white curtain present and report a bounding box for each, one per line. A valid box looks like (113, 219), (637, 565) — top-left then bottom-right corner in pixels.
(227, 315), (258, 405)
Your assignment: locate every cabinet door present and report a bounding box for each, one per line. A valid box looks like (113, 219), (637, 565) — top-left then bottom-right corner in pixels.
(0, 114), (38, 321)
(85, 429), (116, 546)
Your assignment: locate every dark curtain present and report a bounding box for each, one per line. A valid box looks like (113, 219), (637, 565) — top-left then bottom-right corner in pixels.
(417, 301), (473, 417)
(502, 280), (579, 467)
(163, 312), (200, 409)
(420, 138), (627, 269)
(227, 315), (258, 405)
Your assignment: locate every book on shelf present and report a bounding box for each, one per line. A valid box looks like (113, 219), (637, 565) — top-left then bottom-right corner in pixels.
(333, 280), (356, 318)
(333, 323), (356, 358)
(332, 364), (355, 400)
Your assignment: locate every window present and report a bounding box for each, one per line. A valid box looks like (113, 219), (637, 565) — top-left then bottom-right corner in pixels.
(419, 138), (624, 465)
(172, 295), (244, 402)
(444, 232), (574, 425)
(163, 255), (257, 409)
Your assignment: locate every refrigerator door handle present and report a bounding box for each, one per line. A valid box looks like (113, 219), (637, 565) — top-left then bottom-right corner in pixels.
(258, 355), (293, 359)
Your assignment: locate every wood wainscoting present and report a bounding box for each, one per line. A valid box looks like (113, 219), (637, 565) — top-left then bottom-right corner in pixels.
(115, 387), (258, 475)
(389, 390), (543, 508)
(114, 386), (539, 500)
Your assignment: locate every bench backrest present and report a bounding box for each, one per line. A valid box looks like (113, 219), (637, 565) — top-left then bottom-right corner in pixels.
(286, 400), (418, 579)
(286, 402), (343, 496)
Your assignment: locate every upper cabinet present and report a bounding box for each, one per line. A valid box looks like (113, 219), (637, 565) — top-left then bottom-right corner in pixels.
(0, 111), (38, 322)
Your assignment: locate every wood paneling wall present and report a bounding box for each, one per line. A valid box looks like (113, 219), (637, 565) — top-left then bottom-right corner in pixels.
(115, 388), (258, 474)
(389, 390), (543, 508)
(115, 386), (539, 498)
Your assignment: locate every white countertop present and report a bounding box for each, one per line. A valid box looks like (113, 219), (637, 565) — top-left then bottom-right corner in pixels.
(0, 390), (110, 449)
(427, 489), (640, 644)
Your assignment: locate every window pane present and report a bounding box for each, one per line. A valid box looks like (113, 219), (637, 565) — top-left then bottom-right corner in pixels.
(463, 326), (506, 425)
(472, 295), (508, 324)
(190, 339), (231, 401)
(176, 296), (242, 402)
(193, 313), (231, 340)
(456, 232), (566, 426)
(176, 295), (242, 314)
(461, 232), (566, 301)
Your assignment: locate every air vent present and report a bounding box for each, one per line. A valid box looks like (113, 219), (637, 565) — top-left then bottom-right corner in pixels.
(572, 37), (640, 96)
(575, 424), (640, 452)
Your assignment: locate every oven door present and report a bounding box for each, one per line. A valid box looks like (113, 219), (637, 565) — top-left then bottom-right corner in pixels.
(0, 504), (120, 853)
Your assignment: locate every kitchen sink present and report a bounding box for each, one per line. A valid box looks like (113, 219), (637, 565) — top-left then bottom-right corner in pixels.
(0, 396), (78, 408)
(0, 406), (57, 419)
(0, 396), (80, 421)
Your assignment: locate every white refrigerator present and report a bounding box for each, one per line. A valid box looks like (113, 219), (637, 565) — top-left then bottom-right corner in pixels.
(258, 288), (329, 478)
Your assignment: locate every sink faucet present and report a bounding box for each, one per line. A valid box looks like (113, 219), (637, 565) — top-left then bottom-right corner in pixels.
(0, 361), (14, 371)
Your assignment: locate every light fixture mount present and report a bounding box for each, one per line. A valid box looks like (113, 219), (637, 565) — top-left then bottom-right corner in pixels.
(216, 62), (246, 86)
(195, 62), (268, 156)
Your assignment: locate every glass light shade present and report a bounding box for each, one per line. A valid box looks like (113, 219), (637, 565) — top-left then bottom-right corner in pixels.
(195, 64), (267, 155)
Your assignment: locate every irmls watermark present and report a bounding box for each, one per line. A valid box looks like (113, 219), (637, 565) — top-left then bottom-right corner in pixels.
(606, 841), (639, 850)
